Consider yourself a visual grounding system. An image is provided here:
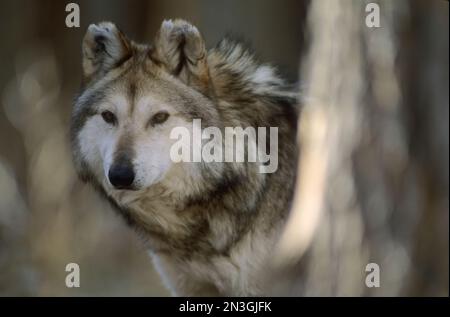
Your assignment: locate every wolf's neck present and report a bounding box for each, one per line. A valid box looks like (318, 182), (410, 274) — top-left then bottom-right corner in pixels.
(114, 162), (266, 257)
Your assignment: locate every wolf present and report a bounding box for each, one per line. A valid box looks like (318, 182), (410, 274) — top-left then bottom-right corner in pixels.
(70, 19), (299, 296)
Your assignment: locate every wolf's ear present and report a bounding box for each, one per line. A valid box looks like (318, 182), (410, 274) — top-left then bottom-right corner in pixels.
(82, 22), (131, 81)
(152, 19), (213, 96)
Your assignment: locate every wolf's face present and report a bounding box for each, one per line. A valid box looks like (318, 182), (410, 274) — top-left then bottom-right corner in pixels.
(77, 79), (189, 192)
(71, 21), (219, 196)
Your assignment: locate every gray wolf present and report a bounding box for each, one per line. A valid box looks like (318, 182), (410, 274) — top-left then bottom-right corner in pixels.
(70, 19), (299, 296)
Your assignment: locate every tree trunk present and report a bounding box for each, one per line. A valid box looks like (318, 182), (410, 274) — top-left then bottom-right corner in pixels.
(276, 0), (448, 296)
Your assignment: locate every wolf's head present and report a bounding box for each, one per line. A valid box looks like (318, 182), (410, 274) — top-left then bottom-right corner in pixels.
(71, 20), (220, 197)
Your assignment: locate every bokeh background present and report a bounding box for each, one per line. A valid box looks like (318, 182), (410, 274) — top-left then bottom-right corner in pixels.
(0, 0), (448, 296)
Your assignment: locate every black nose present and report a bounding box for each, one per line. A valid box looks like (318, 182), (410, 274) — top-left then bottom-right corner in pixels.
(108, 163), (135, 189)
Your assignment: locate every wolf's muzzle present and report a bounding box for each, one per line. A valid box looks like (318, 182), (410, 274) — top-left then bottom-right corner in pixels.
(108, 162), (135, 190)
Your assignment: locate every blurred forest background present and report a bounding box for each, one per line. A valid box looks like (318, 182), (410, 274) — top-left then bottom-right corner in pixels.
(0, 0), (448, 296)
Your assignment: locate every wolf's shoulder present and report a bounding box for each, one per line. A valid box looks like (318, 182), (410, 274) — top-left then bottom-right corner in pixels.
(207, 37), (297, 103)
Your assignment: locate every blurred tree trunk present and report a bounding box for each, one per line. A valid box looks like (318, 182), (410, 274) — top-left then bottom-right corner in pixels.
(277, 0), (448, 296)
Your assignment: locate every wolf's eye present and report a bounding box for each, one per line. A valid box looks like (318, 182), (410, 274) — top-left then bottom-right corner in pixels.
(101, 111), (117, 125)
(151, 111), (169, 126)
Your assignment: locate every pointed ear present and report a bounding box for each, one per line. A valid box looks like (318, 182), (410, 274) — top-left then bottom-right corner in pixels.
(153, 19), (213, 96)
(82, 22), (131, 82)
